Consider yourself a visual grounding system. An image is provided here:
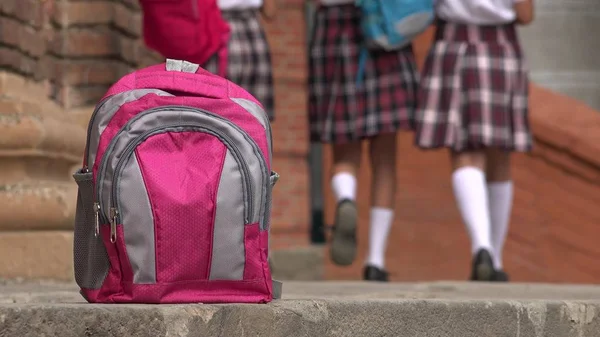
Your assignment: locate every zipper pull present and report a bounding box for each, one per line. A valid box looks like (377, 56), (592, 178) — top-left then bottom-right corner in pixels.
(93, 202), (100, 237)
(271, 171), (280, 186)
(109, 207), (118, 243)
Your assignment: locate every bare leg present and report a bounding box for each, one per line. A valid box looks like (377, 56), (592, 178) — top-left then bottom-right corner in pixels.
(332, 142), (362, 176)
(369, 133), (397, 209)
(329, 141), (362, 266)
(363, 133), (397, 280)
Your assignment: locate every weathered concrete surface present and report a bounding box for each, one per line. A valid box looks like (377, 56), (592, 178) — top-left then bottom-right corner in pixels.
(271, 246), (324, 281)
(2, 281), (600, 337)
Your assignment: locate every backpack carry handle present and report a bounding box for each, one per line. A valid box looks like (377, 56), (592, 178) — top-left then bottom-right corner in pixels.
(103, 59), (230, 101)
(166, 59), (201, 73)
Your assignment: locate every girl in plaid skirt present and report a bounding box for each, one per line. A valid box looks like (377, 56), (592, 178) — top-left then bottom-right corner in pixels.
(414, 0), (535, 282)
(308, 1), (419, 281)
(204, 0), (276, 121)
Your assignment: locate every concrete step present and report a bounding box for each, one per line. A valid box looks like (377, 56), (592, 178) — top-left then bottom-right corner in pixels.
(2, 281), (600, 336)
(271, 245), (324, 281)
(0, 238), (324, 282)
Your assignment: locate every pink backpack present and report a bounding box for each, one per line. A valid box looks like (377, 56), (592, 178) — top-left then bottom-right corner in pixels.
(72, 59), (281, 304)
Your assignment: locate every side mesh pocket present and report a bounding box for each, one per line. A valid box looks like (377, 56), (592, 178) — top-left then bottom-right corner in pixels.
(73, 169), (110, 289)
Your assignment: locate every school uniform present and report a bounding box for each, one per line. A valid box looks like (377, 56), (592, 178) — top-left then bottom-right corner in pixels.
(204, 0), (275, 121)
(308, 0), (419, 144)
(414, 0), (532, 152)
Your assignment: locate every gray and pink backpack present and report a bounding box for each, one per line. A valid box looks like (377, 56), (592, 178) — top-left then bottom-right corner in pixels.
(72, 59), (281, 304)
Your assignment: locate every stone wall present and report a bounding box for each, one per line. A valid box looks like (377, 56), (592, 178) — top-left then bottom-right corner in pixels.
(0, 72), (82, 280)
(0, 0), (160, 109)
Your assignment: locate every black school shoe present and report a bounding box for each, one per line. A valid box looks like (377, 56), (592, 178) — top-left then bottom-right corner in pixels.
(470, 249), (495, 281)
(364, 265), (389, 282)
(493, 270), (510, 282)
(329, 199), (358, 266)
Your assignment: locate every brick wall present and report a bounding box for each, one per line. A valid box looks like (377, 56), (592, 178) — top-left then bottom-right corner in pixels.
(48, 0), (161, 109)
(262, 0), (310, 241)
(0, 0), (160, 109)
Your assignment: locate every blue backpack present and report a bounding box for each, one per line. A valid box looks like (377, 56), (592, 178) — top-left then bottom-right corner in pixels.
(356, 0), (434, 84)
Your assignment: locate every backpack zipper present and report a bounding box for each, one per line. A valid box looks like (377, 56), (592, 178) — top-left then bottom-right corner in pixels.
(108, 124), (255, 241)
(96, 106), (268, 242)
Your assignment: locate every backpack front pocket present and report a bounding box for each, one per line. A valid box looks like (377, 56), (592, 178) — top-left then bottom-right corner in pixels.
(95, 106), (269, 285)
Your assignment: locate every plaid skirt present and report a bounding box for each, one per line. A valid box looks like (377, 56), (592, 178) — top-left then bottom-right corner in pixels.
(414, 20), (532, 152)
(308, 5), (419, 144)
(204, 9), (275, 121)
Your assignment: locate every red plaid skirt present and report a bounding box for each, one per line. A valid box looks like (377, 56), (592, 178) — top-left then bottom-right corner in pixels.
(204, 10), (274, 121)
(414, 20), (532, 152)
(308, 5), (419, 144)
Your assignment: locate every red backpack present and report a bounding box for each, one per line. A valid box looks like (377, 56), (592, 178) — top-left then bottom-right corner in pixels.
(139, 0), (230, 76)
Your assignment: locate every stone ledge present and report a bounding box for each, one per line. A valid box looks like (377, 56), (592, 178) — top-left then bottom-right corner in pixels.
(0, 72), (53, 106)
(0, 113), (85, 161)
(530, 85), (600, 161)
(0, 230), (321, 282)
(0, 231), (73, 281)
(1, 282), (600, 337)
(0, 183), (76, 231)
(271, 245), (324, 281)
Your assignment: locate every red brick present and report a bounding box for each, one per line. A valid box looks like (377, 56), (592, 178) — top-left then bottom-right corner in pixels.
(118, 0), (141, 11)
(51, 28), (115, 57)
(264, 8), (307, 83)
(117, 36), (144, 64)
(571, 132), (600, 170)
(45, 58), (125, 86)
(0, 0), (45, 29)
(531, 140), (600, 182)
(53, 85), (109, 109)
(52, 1), (112, 27)
(0, 16), (47, 58)
(0, 0), (16, 15)
(0, 47), (37, 77)
(271, 155), (309, 233)
(271, 80), (309, 156)
(113, 2), (141, 37)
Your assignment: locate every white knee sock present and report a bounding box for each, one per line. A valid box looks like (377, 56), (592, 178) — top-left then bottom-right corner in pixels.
(365, 207), (394, 269)
(488, 181), (513, 269)
(331, 172), (357, 202)
(452, 167), (493, 255)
